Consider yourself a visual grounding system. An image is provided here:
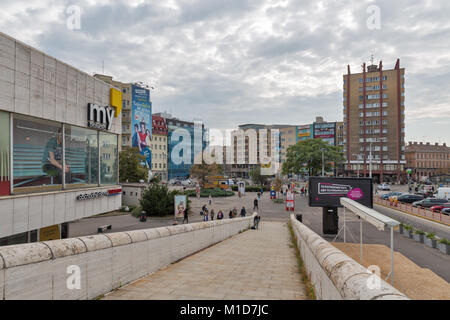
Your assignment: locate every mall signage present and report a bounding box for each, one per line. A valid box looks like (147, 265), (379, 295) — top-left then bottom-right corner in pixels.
(87, 103), (115, 130)
(77, 191), (109, 201)
(309, 177), (373, 208)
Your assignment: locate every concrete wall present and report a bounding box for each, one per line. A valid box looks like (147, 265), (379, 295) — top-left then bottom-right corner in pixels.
(0, 187), (122, 239)
(0, 214), (255, 300)
(289, 215), (409, 300)
(0, 32), (121, 134)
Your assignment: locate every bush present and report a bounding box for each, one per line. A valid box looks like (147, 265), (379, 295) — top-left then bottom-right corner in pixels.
(185, 188), (234, 198)
(414, 229), (425, 235)
(230, 185), (270, 192)
(426, 232), (436, 240)
(404, 225), (412, 232)
(140, 183), (191, 217)
(131, 206), (143, 217)
(439, 238), (450, 245)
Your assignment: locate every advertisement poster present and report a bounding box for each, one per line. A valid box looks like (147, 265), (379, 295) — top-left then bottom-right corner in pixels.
(313, 122), (336, 146)
(309, 177), (373, 208)
(131, 85), (152, 168)
(174, 195), (187, 219)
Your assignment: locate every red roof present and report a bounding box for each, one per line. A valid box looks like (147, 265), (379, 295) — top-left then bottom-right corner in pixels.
(152, 115), (168, 135)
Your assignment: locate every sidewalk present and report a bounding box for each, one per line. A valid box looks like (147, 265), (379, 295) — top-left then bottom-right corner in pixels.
(103, 221), (308, 300)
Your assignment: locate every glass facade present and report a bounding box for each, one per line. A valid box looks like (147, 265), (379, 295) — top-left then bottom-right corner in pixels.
(0, 111), (10, 196)
(13, 114), (63, 193)
(4, 113), (119, 194)
(100, 132), (118, 185)
(65, 126), (99, 189)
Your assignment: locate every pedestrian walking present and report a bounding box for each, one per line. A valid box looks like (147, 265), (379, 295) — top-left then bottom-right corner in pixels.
(183, 209), (189, 224)
(208, 194), (212, 206)
(253, 214), (261, 229)
(253, 198), (259, 211)
(301, 187), (304, 196)
(229, 210), (233, 219)
(203, 212), (209, 221)
(217, 210), (224, 220)
(210, 209), (215, 221)
(240, 206), (246, 217)
(232, 207), (238, 218)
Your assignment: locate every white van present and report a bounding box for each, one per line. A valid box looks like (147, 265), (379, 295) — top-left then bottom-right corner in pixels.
(436, 187), (450, 199)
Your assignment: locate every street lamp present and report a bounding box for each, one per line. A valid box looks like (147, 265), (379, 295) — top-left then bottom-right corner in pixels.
(321, 148), (325, 177)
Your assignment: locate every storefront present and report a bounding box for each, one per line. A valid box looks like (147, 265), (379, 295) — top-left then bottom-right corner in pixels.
(0, 32), (122, 245)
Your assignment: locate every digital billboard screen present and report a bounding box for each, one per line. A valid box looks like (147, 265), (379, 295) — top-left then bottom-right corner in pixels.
(309, 177), (373, 208)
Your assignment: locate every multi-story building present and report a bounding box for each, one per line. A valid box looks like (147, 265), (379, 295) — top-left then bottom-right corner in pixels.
(154, 113), (208, 180)
(151, 115), (168, 182)
(0, 32), (122, 246)
(343, 59), (406, 183)
(279, 126), (296, 166)
(296, 124), (313, 143)
(228, 124), (281, 178)
(405, 142), (449, 182)
(94, 75), (152, 159)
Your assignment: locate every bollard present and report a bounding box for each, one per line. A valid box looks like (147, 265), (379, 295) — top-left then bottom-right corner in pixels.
(296, 214), (302, 223)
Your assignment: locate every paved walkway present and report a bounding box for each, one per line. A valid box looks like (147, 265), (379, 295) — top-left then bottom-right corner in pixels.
(103, 221), (308, 300)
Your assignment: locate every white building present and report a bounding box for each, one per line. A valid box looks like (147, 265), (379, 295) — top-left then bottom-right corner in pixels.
(0, 32), (122, 245)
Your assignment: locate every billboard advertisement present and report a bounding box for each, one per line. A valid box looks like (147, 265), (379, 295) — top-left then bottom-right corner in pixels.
(174, 195), (187, 219)
(309, 177), (373, 208)
(313, 122), (336, 145)
(131, 85), (152, 168)
(296, 124), (312, 142)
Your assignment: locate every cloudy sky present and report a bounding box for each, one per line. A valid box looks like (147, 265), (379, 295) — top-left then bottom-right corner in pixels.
(1, 0), (449, 143)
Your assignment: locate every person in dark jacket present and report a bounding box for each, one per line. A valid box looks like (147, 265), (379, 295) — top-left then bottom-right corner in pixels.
(229, 210), (233, 219)
(217, 210), (224, 220)
(240, 206), (247, 217)
(253, 198), (259, 211)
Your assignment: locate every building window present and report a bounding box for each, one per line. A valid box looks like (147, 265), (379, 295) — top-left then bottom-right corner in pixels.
(13, 114), (63, 193)
(64, 126), (99, 189)
(0, 111), (10, 196)
(100, 132), (118, 185)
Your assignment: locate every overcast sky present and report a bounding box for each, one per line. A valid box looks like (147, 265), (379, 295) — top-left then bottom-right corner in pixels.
(1, 0), (449, 143)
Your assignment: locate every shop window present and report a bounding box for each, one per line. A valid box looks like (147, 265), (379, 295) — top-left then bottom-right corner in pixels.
(13, 115), (63, 193)
(0, 111), (10, 196)
(100, 132), (118, 185)
(65, 126), (99, 189)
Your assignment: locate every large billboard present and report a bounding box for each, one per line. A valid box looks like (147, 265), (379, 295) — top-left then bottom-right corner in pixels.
(131, 85), (152, 168)
(313, 122), (336, 146)
(309, 177), (373, 208)
(296, 124), (312, 142)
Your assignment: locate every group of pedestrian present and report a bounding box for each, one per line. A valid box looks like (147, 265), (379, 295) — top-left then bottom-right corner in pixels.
(200, 204), (246, 221)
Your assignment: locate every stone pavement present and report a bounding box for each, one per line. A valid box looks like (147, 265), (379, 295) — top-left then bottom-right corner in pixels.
(102, 221), (308, 300)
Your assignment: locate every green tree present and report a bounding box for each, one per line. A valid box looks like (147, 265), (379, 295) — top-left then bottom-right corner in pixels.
(249, 166), (268, 186)
(119, 147), (148, 183)
(190, 161), (223, 185)
(282, 139), (345, 177)
(272, 177), (283, 197)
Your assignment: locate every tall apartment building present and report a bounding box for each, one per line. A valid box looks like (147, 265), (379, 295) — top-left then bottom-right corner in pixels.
(405, 142), (449, 182)
(343, 59), (406, 183)
(151, 115), (168, 182)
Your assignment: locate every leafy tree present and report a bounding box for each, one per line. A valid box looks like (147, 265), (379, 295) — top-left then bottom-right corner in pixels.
(272, 177), (283, 197)
(282, 139), (345, 177)
(249, 166), (268, 186)
(140, 181), (191, 217)
(190, 161), (223, 185)
(119, 147), (148, 183)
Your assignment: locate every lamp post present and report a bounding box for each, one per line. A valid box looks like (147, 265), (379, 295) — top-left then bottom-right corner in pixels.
(321, 148), (325, 177)
(369, 140), (373, 179)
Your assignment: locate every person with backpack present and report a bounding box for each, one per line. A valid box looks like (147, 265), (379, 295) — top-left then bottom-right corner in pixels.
(217, 210), (224, 220)
(240, 206), (247, 217)
(210, 209), (215, 221)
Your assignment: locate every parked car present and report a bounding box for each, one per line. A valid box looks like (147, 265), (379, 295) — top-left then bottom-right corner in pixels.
(381, 192), (403, 200)
(430, 203), (450, 212)
(377, 183), (391, 191)
(397, 194), (424, 204)
(412, 198), (449, 208)
(442, 208), (450, 215)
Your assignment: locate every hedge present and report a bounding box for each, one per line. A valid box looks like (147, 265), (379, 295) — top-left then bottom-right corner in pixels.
(230, 185), (270, 192)
(185, 188), (235, 198)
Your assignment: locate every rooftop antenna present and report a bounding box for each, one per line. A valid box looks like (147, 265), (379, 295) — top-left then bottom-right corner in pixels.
(370, 53), (374, 65)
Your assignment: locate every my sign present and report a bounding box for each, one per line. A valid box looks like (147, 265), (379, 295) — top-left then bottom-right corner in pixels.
(87, 103), (115, 130)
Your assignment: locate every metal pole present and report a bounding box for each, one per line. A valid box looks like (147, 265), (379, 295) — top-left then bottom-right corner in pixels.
(322, 149), (324, 177)
(391, 226), (394, 285)
(369, 141), (372, 179)
(344, 207), (346, 243)
(360, 219), (363, 264)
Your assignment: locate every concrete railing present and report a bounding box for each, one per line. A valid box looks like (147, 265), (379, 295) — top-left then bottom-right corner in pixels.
(0, 214), (256, 300)
(290, 214), (409, 300)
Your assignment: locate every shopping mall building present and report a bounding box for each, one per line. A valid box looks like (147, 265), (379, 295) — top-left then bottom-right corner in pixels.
(0, 32), (122, 245)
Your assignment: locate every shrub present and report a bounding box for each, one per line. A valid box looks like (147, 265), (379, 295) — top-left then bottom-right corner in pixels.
(404, 225), (412, 232)
(185, 188), (234, 198)
(426, 232), (436, 240)
(414, 229), (425, 235)
(131, 205), (142, 217)
(140, 183), (191, 217)
(230, 185), (270, 192)
(439, 238), (450, 245)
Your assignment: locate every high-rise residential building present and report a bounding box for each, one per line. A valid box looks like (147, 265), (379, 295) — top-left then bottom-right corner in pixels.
(279, 126), (296, 166)
(405, 142), (449, 182)
(151, 115), (168, 182)
(343, 59), (406, 183)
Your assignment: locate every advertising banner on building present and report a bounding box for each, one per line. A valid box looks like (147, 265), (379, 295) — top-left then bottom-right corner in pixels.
(174, 195), (187, 219)
(131, 85), (152, 168)
(309, 177), (373, 208)
(313, 122), (336, 145)
(296, 124), (311, 142)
